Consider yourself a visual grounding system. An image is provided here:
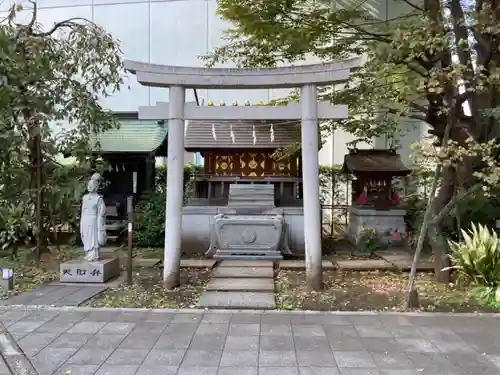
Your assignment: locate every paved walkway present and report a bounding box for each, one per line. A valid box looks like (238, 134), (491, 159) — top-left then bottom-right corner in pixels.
(0, 307), (499, 375)
(0, 285), (108, 307)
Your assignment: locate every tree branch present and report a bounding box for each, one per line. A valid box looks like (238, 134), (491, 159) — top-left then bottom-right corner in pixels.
(27, 0), (37, 31)
(429, 183), (482, 225)
(404, 94), (456, 308)
(400, 0), (425, 12)
(341, 22), (392, 43)
(33, 17), (92, 37)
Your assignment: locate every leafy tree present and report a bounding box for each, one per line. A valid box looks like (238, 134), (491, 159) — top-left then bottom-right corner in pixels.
(0, 1), (123, 258)
(204, 0), (500, 283)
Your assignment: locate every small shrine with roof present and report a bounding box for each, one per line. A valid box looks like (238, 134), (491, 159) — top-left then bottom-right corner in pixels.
(184, 100), (303, 207)
(181, 99), (306, 258)
(89, 112), (168, 234)
(341, 148), (410, 246)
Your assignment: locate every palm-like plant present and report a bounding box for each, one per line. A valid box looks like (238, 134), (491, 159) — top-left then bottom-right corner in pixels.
(446, 223), (500, 288)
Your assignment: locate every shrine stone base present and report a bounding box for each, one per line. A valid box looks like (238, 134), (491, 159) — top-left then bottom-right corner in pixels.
(182, 206), (305, 256)
(347, 207), (406, 246)
(59, 257), (120, 283)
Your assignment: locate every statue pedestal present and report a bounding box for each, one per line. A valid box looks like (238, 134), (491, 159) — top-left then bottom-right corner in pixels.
(60, 257), (120, 283)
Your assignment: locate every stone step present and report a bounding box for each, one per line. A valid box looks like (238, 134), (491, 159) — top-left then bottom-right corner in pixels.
(181, 259), (217, 268)
(214, 254), (283, 261)
(206, 278), (275, 292)
(219, 260), (274, 268)
(197, 291), (276, 309)
(214, 250), (282, 257)
(229, 198), (274, 202)
(279, 260), (336, 270)
(212, 266), (274, 279)
(229, 196), (273, 200)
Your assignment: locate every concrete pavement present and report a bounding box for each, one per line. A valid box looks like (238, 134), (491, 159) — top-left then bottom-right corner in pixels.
(0, 319), (39, 375)
(0, 307), (499, 375)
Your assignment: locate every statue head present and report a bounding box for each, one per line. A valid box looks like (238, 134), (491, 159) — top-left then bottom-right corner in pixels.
(87, 173), (101, 193)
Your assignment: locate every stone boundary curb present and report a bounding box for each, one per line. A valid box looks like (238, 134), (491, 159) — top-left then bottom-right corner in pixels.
(0, 322), (39, 375)
(0, 305), (499, 318)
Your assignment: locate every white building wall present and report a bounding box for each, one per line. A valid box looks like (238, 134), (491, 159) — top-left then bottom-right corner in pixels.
(4, 0), (426, 168)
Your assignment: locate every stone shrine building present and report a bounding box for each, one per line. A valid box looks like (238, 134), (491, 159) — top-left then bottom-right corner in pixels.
(342, 149), (411, 246)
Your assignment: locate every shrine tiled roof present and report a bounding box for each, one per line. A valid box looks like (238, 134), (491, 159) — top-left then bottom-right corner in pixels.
(185, 100), (300, 150)
(184, 120), (300, 150)
(91, 117), (167, 154)
(342, 149), (411, 176)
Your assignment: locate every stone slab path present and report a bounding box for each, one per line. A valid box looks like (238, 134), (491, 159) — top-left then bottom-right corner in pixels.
(212, 266), (274, 279)
(206, 278), (274, 292)
(135, 259), (217, 269)
(0, 318), (39, 375)
(1, 306), (500, 375)
(0, 285), (107, 307)
(198, 261), (276, 310)
(133, 258), (162, 268)
(278, 260), (336, 270)
(376, 250), (434, 271)
(336, 259), (395, 271)
(197, 291), (276, 309)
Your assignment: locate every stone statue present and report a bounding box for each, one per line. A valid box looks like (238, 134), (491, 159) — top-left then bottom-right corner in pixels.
(80, 173), (107, 261)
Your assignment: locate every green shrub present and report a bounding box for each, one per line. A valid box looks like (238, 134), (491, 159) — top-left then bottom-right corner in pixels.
(447, 222), (500, 306)
(446, 223), (500, 288)
(401, 188), (500, 251)
(133, 189), (166, 248)
(473, 286), (500, 309)
(155, 164), (203, 195)
(0, 201), (35, 257)
(0, 162), (87, 254)
(445, 189), (500, 241)
(355, 226), (381, 256)
(133, 164), (202, 248)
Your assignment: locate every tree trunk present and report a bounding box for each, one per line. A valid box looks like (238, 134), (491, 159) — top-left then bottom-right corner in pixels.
(428, 166), (455, 283)
(28, 133), (49, 261)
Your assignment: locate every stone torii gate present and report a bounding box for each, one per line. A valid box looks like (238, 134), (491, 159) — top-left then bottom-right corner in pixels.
(124, 60), (361, 290)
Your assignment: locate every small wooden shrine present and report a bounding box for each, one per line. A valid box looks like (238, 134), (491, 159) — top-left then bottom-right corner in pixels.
(341, 149), (410, 245)
(184, 101), (303, 207)
(91, 112), (168, 219)
(342, 149), (410, 209)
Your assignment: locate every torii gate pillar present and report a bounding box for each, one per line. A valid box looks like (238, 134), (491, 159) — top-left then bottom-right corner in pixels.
(300, 84), (322, 290)
(163, 85), (185, 288)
